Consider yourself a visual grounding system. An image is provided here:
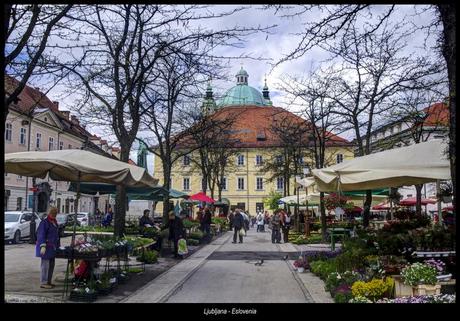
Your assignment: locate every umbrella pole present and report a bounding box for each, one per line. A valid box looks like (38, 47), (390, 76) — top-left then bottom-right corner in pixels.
(71, 172), (81, 246)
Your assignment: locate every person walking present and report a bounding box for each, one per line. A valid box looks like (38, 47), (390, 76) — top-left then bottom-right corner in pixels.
(228, 211), (234, 230)
(232, 209), (245, 243)
(167, 211), (186, 258)
(36, 207), (60, 289)
(256, 212), (264, 232)
(270, 210), (282, 243)
(282, 211), (292, 243)
(29, 213), (37, 244)
(202, 205), (212, 243)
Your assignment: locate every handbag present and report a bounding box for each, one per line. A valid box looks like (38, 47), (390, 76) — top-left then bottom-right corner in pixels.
(239, 228), (246, 236)
(177, 238), (188, 255)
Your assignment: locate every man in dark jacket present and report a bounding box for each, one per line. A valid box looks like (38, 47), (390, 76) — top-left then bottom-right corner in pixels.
(202, 206), (212, 243)
(232, 209), (245, 244)
(139, 209), (154, 227)
(168, 211), (186, 258)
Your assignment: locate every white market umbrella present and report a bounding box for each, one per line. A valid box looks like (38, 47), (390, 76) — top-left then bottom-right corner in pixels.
(5, 149), (158, 244)
(311, 140), (450, 192)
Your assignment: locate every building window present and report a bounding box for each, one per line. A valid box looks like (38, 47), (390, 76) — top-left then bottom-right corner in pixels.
(276, 177), (284, 190)
(49, 137), (54, 150)
(5, 190), (10, 211)
(256, 177), (264, 190)
(59, 141), (64, 150)
(19, 128), (27, 145)
(276, 155), (283, 165)
(183, 155), (191, 166)
(237, 154), (245, 166)
(256, 202), (264, 213)
(17, 175), (23, 180)
(36, 133), (42, 149)
(255, 155), (263, 166)
(237, 177), (245, 190)
(5, 123), (12, 141)
(56, 199), (61, 213)
(16, 197), (23, 211)
(336, 154), (344, 164)
(183, 178), (190, 191)
(221, 177), (227, 190)
(68, 144), (72, 149)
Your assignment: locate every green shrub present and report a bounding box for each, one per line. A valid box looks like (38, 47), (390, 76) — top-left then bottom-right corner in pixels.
(136, 249), (159, 264)
(310, 259), (338, 280)
(189, 230), (204, 240)
(127, 267), (143, 274)
(187, 239), (200, 246)
(334, 291), (353, 303)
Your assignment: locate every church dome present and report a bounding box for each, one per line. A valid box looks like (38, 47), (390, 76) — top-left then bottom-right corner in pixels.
(217, 67), (269, 107)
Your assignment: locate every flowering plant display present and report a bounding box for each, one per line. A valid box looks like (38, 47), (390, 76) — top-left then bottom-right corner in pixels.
(293, 256), (310, 269)
(351, 277), (394, 302)
(349, 296), (373, 303)
(323, 193), (349, 211)
(377, 294), (455, 304)
(401, 263), (437, 286)
(424, 259), (446, 275)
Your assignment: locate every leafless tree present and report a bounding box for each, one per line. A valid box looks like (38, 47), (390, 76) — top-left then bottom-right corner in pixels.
(383, 87), (448, 216)
(4, 4), (73, 124)
(269, 4), (456, 211)
(309, 22), (443, 227)
(279, 71), (350, 240)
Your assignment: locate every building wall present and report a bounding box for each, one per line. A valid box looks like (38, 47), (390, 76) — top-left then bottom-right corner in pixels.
(4, 110), (104, 214)
(153, 146), (354, 216)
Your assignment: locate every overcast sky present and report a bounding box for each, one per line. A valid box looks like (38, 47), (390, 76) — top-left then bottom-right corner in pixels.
(27, 5), (440, 163)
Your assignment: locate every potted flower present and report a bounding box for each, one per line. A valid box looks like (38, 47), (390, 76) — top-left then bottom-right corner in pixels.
(400, 263), (441, 296)
(293, 256), (309, 273)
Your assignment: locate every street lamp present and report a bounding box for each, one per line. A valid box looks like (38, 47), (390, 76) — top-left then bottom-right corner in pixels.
(303, 165), (311, 237)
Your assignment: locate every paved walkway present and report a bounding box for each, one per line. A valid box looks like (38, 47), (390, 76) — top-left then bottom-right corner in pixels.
(123, 227), (333, 303)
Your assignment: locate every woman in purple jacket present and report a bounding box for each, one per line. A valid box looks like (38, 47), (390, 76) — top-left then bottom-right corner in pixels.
(35, 207), (60, 289)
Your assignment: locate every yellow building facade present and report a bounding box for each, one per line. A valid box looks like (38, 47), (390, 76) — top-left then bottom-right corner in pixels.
(152, 68), (354, 215)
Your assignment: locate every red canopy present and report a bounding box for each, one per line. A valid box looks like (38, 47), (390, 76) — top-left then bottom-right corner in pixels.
(189, 192), (215, 203)
(399, 197), (437, 206)
(372, 202), (391, 210)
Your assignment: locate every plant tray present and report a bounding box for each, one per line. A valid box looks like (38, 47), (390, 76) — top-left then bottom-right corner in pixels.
(69, 291), (98, 302)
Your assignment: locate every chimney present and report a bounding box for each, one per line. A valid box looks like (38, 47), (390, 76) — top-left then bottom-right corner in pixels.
(70, 115), (80, 125)
(52, 101), (59, 111)
(61, 110), (70, 120)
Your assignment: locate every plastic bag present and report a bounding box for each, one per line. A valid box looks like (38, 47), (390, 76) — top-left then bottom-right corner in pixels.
(177, 238), (188, 255)
(239, 228), (246, 236)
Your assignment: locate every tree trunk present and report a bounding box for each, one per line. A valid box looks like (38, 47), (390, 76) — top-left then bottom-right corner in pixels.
(438, 5), (456, 211)
(162, 164), (171, 225)
(320, 192), (327, 241)
(114, 145), (130, 237)
(415, 184), (423, 216)
(363, 190), (372, 227)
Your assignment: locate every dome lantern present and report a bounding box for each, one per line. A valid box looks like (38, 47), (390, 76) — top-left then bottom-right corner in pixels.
(236, 66), (249, 85)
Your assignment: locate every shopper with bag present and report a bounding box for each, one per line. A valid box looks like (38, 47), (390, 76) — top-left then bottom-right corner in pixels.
(167, 211), (186, 259)
(232, 209), (245, 244)
(36, 207), (60, 289)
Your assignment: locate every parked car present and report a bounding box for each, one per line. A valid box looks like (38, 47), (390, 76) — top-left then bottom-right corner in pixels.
(4, 211), (41, 244)
(56, 213), (80, 237)
(76, 212), (94, 226)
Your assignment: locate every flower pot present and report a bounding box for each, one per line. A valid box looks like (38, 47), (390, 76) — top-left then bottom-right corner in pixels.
(393, 276), (413, 297)
(413, 284), (441, 296)
(297, 267), (305, 273)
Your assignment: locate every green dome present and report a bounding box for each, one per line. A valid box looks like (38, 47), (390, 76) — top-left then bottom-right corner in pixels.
(218, 84), (268, 107)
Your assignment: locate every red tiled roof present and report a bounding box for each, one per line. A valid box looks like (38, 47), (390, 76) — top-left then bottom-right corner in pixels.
(111, 147), (120, 152)
(128, 159), (136, 165)
(178, 105), (351, 148)
(423, 102), (449, 127)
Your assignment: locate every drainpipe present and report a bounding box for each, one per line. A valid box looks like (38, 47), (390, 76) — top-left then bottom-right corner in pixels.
(24, 115), (33, 210)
